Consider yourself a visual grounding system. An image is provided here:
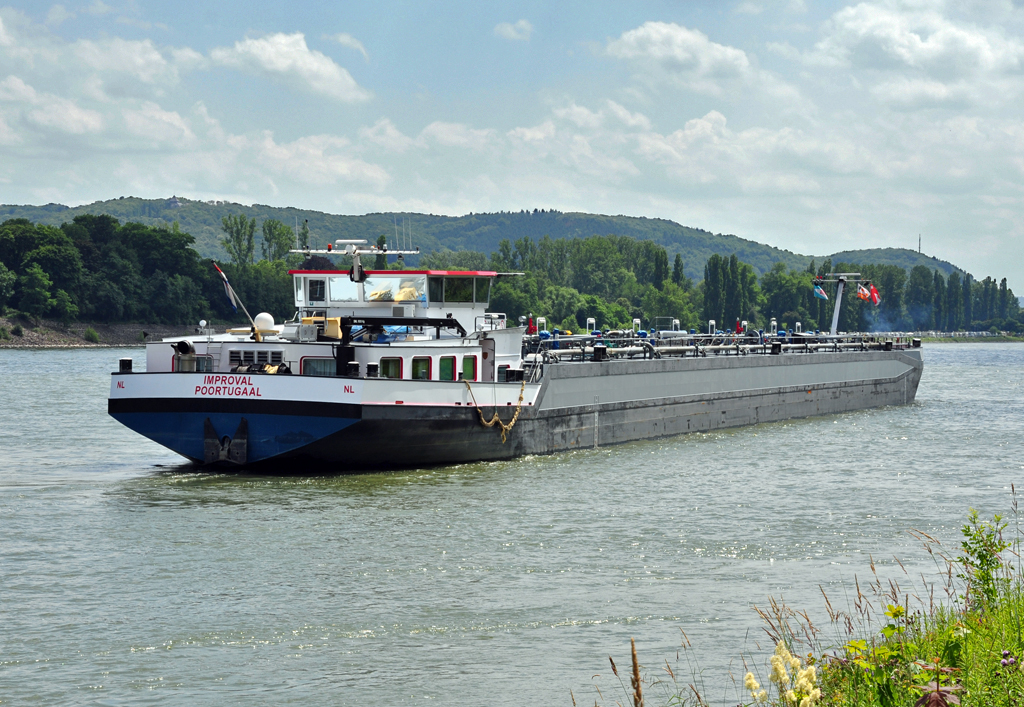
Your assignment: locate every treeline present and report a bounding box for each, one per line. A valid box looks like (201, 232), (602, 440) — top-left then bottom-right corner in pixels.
(424, 236), (1022, 334)
(1, 214), (1020, 335)
(0, 215), (298, 326)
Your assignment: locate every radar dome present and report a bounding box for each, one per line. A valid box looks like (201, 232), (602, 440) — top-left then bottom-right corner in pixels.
(254, 312), (275, 330)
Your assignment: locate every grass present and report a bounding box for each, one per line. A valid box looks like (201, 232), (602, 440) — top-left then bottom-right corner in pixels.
(11, 323), (23, 337)
(587, 498), (1024, 707)
(83, 326), (100, 343)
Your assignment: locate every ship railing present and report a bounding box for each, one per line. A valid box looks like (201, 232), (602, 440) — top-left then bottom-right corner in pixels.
(523, 331), (916, 362)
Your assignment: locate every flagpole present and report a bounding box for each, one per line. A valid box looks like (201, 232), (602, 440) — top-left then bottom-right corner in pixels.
(213, 263), (260, 339)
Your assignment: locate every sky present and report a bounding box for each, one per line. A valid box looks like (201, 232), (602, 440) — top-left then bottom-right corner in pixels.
(0, 1), (1022, 286)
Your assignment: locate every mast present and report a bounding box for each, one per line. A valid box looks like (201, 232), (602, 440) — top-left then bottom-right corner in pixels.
(830, 276), (846, 336)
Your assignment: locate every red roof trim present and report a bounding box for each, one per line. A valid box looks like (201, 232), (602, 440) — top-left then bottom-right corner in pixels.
(287, 270), (498, 276)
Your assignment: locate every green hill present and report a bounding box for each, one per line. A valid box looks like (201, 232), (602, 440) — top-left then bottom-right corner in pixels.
(0, 197), (963, 279)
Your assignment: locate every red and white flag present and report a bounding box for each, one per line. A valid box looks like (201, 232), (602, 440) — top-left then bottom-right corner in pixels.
(869, 283), (881, 306)
(857, 284), (871, 301)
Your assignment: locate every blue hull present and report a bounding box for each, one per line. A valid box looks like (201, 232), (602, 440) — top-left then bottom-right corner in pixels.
(110, 411), (360, 464)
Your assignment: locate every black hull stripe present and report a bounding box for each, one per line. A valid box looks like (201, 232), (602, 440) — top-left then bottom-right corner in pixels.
(108, 398), (362, 418)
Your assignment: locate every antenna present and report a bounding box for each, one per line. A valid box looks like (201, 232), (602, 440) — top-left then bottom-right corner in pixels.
(918, 234), (921, 253)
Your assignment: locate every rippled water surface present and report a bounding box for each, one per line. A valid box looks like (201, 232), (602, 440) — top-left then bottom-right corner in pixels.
(1, 344), (1022, 705)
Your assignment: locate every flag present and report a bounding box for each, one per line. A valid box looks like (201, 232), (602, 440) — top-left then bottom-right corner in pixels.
(857, 284), (871, 301)
(813, 285), (829, 301)
(869, 284), (881, 306)
(214, 263), (238, 312)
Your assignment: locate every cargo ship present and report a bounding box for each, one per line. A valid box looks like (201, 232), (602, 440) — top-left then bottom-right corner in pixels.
(108, 241), (924, 470)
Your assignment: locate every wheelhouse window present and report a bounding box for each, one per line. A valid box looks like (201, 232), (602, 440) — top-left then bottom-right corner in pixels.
(302, 358), (334, 377)
(428, 277), (444, 303)
(475, 278), (491, 304)
(308, 279), (326, 303)
(445, 277), (474, 302)
(412, 357), (431, 380)
(439, 356), (456, 381)
(329, 276), (359, 302)
(462, 355), (477, 381)
(294, 277), (303, 305)
(379, 357), (403, 379)
(364, 275), (426, 303)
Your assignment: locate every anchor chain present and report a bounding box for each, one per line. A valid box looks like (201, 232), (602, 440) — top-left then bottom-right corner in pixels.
(464, 379), (526, 443)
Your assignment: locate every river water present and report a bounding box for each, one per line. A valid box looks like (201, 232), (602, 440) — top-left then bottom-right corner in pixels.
(1, 344), (1021, 706)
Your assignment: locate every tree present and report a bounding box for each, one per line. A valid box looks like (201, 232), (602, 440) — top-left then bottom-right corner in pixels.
(0, 261), (15, 311)
(998, 277), (1009, 320)
(52, 289), (78, 326)
(946, 272), (962, 331)
(260, 219), (294, 262)
(672, 253), (685, 287)
(374, 235), (388, 270)
(962, 274), (973, 328)
(703, 254), (724, 327)
(932, 271), (946, 331)
(19, 262), (55, 320)
(905, 265), (933, 330)
(220, 214), (256, 268)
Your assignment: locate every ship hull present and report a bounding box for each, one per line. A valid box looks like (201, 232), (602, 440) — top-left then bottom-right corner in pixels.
(109, 349), (923, 471)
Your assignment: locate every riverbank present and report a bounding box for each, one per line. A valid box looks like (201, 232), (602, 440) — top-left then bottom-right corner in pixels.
(0, 315), (195, 348)
(920, 335), (1024, 343)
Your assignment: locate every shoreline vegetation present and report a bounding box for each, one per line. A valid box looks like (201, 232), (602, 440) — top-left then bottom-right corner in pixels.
(1, 214), (1023, 339)
(0, 314), (193, 348)
(589, 503), (1024, 707)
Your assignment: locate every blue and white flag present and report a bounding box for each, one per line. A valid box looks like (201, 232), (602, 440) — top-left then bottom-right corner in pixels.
(813, 284), (829, 301)
(214, 263), (238, 312)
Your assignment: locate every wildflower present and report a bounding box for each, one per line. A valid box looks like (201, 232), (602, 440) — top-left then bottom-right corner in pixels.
(1002, 659), (1009, 667)
(1012, 657), (1018, 666)
(755, 689), (768, 703)
(790, 655), (801, 671)
(770, 655), (789, 684)
(811, 688), (821, 700)
(786, 689), (797, 704)
(745, 672), (761, 692)
(1004, 650), (1011, 658)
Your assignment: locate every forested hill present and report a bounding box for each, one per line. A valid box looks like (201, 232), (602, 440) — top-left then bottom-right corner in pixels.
(0, 197), (961, 279)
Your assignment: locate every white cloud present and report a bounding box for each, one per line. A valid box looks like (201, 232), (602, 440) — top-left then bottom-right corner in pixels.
(0, 75), (103, 134)
(85, 1), (112, 16)
(210, 32), (371, 102)
(607, 22), (752, 95)
(330, 32), (369, 61)
(74, 38), (176, 84)
(814, 2), (1024, 78)
(359, 117), (415, 153)
(248, 132), (389, 188)
(45, 5), (74, 25)
(0, 75), (35, 102)
(871, 77), (973, 108)
(735, 2), (763, 15)
(508, 120), (555, 142)
(170, 46), (207, 72)
(494, 20), (533, 42)
(122, 102), (196, 145)
(553, 102), (603, 129)
(606, 100), (651, 130)
(0, 111), (18, 144)
(0, 15), (12, 46)
(419, 121), (496, 150)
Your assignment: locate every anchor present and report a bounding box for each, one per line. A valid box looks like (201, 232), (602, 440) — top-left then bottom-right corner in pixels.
(203, 417), (248, 465)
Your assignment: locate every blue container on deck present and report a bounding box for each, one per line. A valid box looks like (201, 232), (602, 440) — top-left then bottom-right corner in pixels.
(538, 330), (551, 340)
